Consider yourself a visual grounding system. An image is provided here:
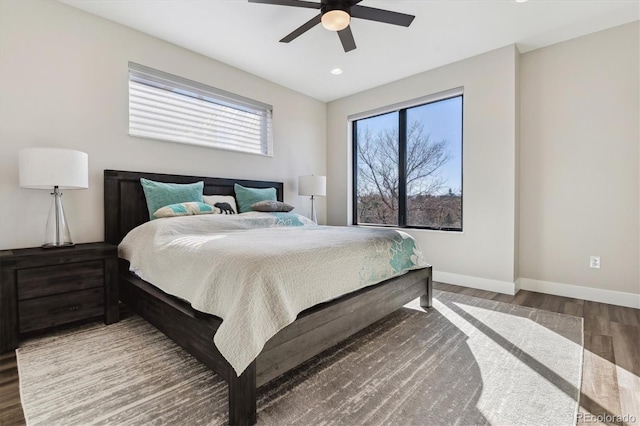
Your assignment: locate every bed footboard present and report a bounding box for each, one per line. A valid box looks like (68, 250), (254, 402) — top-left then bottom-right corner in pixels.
(255, 267), (432, 387)
(120, 264), (432, 426)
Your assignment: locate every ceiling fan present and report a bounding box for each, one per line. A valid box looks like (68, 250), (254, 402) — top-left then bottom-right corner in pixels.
(248, 0), (415, 53)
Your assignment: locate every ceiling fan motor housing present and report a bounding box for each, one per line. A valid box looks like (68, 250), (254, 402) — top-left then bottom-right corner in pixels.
(320, 0), (351, 16)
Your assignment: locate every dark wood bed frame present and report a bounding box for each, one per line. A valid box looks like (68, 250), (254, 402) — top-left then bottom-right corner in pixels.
(104, 169), (432, 425)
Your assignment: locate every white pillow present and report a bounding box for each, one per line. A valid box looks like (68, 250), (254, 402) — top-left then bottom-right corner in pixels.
(154, 202), (215, 218)
(202, 195), (238, 214)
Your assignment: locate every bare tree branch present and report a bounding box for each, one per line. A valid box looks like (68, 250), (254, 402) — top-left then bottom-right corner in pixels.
(356, 120), (460, 227)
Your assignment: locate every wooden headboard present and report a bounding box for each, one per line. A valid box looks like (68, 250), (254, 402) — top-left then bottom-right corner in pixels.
(104, 170), (284, 245)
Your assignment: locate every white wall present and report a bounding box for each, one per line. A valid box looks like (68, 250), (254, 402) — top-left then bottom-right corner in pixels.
(519, 22), (639, 301)
(327, 22), (639, 307)
(0, 0), (327, 249)
(327, 46), (520, 294)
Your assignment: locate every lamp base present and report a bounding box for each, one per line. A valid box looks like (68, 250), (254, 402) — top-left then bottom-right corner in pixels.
(310, 195), (318, 224)
(42, 242), (75, 249)
(44, 187), (74, 247)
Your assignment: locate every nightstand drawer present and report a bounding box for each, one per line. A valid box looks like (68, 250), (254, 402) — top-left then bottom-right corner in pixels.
(18, 287), (105, 333)
(17, 260), (104, 300)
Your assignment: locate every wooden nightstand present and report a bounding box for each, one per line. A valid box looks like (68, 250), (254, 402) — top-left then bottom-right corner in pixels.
(0, 242), (119, 353)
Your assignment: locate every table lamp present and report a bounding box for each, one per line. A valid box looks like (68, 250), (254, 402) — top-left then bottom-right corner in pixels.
(19, 148), (89, 248)
(298, 175), (326, 223)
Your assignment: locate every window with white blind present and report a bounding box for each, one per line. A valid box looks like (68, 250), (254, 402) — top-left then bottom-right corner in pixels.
(128, 62), (273, 156)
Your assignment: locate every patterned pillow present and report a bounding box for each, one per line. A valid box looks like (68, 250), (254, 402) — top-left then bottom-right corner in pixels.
(154, 202), (215, 218)
(203, 195), (238, 214)
(251, 200), (294, 212)
(141, 178), (204, 220)
(234, 184), (277, 213)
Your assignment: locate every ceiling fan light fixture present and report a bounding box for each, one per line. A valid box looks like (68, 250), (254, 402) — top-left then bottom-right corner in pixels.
(250, 0), (415, 53)
(321, 9), (350, 31)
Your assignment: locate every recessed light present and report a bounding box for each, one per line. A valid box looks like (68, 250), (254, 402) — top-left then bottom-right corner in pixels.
(515, 0), (528, 2)
(330, 68), (343, 75)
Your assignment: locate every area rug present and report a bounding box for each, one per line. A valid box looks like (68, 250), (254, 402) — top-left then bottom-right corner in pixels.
(17, 290), (583, 426)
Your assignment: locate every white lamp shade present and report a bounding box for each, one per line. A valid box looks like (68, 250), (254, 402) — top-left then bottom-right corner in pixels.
(298, 175), (326, 196)
(19, 148), (88, 189)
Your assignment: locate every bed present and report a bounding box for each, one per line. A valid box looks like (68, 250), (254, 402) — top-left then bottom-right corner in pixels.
(104, 169), (432, 425)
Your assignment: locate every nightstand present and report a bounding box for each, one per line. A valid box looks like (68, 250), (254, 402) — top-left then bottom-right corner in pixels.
(0, 242), (119, 353)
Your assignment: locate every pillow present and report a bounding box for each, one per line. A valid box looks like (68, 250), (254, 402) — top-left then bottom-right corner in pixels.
(140, 178), (204, 220)
(234, 183), (277, 213)
(202, 195), (238, 215)
(154, 202), (214, 218)
(251, 200), (294, 212)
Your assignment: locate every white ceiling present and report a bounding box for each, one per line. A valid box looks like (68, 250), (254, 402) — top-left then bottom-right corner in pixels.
(60, 0), (639, 102)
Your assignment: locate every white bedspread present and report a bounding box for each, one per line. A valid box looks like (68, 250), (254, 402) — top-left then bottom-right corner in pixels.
(118, 212), (427, 376)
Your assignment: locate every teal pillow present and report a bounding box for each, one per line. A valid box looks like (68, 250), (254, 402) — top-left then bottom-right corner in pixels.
(234, 183), (277, 213)
(141, 178), (204, 220)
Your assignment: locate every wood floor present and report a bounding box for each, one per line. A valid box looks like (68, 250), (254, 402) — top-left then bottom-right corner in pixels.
(1, 282), (638, 426)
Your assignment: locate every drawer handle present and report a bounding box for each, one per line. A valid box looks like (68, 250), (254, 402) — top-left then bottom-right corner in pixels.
(49, 305), (81, 315)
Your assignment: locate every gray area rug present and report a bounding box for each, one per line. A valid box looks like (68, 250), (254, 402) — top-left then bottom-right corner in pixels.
(17, 290), (583, 425)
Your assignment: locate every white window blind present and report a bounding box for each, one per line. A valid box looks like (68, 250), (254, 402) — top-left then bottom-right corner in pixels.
(128, 62), (273, 156)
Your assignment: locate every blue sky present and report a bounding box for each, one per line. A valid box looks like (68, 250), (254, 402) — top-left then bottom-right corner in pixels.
(356, 95), (462, 195)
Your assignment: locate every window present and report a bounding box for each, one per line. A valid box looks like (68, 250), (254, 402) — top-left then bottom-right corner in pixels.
(128, 62), (273, 156)
(352, 90), (463, 231)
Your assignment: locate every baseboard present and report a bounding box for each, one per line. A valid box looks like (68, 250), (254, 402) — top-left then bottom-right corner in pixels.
(434, 272), (640, 309)
(433, 271), (517, 295)
(519, 278), (640, 309)
(514, 277), (522, 293)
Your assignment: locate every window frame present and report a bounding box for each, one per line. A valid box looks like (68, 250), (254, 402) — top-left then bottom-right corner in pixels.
(128, 62), (273, 156)
(351, 88), (464, 231)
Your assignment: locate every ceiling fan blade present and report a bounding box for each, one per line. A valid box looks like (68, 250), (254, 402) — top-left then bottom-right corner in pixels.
(351, 5), (415, 27)
(248, 0), (320, 10)
(280, 14), (322, 43)
(338, 26), (357, 52)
